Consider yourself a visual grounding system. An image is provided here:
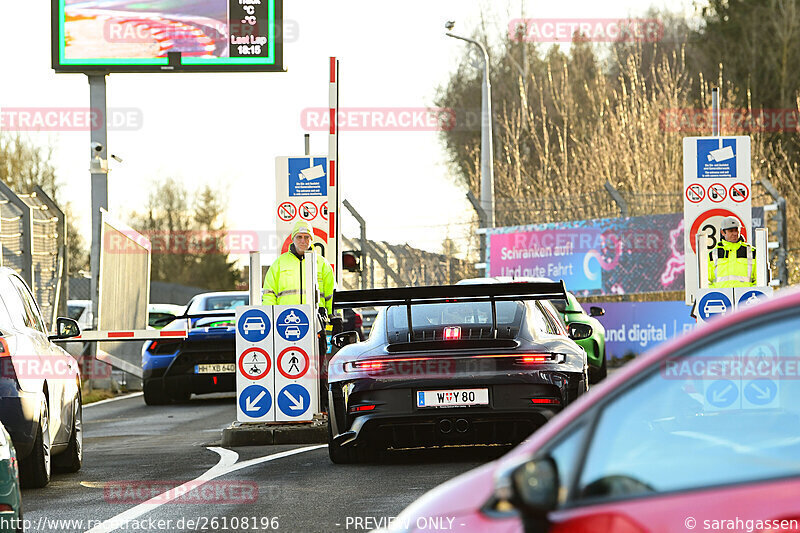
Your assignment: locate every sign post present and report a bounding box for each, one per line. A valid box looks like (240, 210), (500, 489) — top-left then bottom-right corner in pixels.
(683, 136), (752, 304)
(236, 307), (275, 422)
(275, 156), (334, 260)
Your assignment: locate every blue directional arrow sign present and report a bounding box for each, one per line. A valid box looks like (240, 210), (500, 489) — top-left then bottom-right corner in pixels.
(276, 308), (310, 341)
(744, 379), (777, 406)
(277, 383), (311, 417)
(238, 384), (272, 418)
(238, 309), (271, 343)
(706, 379), (739, 409)
(698, 291), (733, 322)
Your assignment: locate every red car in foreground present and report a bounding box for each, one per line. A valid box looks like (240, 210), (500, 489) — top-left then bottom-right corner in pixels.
(387, 288), (800, 533)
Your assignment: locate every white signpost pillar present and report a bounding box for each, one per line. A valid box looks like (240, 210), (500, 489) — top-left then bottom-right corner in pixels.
(275, 156), (334, 263)
(273, 304), (318, 421)
(236, 306), (275, 422)
(683, 136), (752, 305)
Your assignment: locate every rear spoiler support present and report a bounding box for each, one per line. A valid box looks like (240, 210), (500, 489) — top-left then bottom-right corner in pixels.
(333, 281), (568, 341)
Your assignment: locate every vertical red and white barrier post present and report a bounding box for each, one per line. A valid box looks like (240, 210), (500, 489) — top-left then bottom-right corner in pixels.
(327, 57), (341, 285)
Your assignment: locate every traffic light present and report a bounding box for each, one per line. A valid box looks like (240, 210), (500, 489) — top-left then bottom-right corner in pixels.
(341, 251), (361, 272)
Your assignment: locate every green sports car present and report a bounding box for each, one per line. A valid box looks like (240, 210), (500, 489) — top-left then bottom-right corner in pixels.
(551, 292), (607, 384)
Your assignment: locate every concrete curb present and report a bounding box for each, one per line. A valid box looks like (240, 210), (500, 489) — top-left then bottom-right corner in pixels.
(222, 422), (327, 447)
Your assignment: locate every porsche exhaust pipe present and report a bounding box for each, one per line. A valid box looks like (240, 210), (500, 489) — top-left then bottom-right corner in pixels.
(438, 419), (453, 434)
(455, 419), (470, 433)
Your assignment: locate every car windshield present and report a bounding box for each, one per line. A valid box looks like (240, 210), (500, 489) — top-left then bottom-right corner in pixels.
(201, 295), (249, 311)
(386, 301), (523, 329)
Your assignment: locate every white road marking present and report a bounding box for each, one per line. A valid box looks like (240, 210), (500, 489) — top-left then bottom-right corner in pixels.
(83, 445), (325, 533)
(84, 392), (143, 408)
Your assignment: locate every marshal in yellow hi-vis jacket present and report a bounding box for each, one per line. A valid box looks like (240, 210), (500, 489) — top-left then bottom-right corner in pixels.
(262, 220), (334, 314)
(708, 216), (757, 288)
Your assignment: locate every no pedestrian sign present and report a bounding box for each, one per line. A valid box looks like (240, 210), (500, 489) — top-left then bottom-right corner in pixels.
(278, 347), (310, 379)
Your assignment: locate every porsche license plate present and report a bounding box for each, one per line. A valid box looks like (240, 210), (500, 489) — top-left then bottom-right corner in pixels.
(416, 388), (489, 408)
(195, 363), (235, 374)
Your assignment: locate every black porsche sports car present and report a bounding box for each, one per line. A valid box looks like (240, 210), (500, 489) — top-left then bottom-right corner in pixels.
(326, 281), (590, 463)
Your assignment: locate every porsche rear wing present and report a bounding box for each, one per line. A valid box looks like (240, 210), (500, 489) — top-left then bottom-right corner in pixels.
(333, 281), (568, 341)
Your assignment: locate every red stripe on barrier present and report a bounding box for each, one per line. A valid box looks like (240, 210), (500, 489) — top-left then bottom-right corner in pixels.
(329, 212), (335, 242)
(329, 108), (336, 135)
(330, 57), (336, 82)
(160, 331), (186, 337)
(108, 331), (135, 338)
(329, 160), (335, 187)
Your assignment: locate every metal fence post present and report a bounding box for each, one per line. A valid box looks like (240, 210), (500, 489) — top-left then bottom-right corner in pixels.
(758, 179), (788, 286)
(604, 181), (630, 218)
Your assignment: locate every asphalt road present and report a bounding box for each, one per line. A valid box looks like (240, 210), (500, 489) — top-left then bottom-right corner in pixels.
(22, 393), (493, 533)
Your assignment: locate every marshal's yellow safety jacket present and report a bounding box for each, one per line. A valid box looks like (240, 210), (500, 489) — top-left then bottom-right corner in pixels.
(708, 237), (757, 288)
(262, 245), (334, 314)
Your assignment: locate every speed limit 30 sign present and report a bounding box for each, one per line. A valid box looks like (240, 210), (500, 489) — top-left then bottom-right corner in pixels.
(683, 136), (752, 304)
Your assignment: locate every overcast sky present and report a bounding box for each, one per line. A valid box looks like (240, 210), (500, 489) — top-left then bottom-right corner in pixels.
(0, 0), (695, 264)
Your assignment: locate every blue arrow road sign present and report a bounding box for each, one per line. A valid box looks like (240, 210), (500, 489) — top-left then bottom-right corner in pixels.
(276, 308), (310, 341)
(744, 380), (777, 406)
(239, 384), (272, 418)
(277, 383), (311, 417)
(238, 309), (271, 343)
(706, 379), (739, 408)
(698, 291), (733, 321)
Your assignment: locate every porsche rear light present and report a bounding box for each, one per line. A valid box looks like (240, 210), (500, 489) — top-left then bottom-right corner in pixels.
(351, 360), (384, 371)
(531, 398), (560, 405)
(354, 312), (363, 329)
(517, 354), (551, 364)
(348, 404), (376, 413)
(443, 326), (461, 341)
(0, 338), (16, 382)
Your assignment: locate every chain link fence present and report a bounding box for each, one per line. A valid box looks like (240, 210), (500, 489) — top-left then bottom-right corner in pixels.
(340, 236), (477, 290)
(0, 182), (66, 329)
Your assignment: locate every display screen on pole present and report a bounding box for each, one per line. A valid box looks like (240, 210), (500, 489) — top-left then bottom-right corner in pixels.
(52, 0), (283, 72)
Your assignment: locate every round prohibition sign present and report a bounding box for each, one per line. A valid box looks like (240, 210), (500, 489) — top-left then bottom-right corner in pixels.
(278, 202), (296, 222)
(685, 184), (705, 203)
(278, 346), (310, 379)
(320, 201), (328, 221)
(299, 202), (318, 221)
(238, 347), (271, 380)
(708, 183), (727, 203)
(729, 182), (750, 203)
(689, 208), (747, 254)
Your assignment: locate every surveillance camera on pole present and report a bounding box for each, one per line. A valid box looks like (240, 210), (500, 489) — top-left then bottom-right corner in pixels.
(89, 142), (108, 174)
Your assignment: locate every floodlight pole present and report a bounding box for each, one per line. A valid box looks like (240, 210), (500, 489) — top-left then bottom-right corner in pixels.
(446, 32), (495, 231)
